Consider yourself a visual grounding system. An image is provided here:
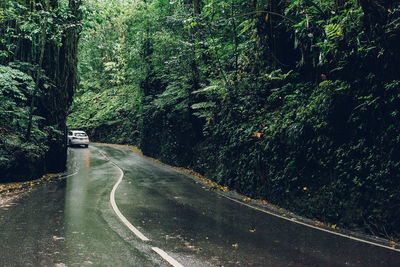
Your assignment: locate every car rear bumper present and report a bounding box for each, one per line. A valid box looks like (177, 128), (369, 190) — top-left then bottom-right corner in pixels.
(69, 140), (89, 145)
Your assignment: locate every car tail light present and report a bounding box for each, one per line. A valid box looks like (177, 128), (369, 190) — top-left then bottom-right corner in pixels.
(72, 137), (78, 139)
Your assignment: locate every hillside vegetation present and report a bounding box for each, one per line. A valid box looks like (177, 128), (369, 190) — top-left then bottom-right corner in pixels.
(0, 0), (80, 181)
(68, 0), (400, 240)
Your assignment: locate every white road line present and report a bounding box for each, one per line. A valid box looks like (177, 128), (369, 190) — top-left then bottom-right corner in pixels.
(109, 161), (150, 242)
(152, 247), (184, 267)
(219, 193), (400, 252)
(76, 146), (184, 267)
(107, 158), (185, 266)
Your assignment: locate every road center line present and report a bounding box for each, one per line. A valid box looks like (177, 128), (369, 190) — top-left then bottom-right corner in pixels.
(109, 161), (150, 242)
(101, 147), (185, 266)
(152, 247), (184, 267)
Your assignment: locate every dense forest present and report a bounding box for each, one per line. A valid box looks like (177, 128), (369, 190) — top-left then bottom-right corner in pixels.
(68, 0), (400, 241)
(0, 0), (81, 180)
(2, 0), (400, 242)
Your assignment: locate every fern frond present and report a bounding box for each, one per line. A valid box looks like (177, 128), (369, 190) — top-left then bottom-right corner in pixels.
(324, 23), (342, 40)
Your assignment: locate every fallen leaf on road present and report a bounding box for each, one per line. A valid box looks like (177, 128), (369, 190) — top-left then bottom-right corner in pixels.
(53, 236), (65, 241)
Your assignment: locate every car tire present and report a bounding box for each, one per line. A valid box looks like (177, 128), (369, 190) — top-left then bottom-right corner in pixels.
(85, 144), (89, 148)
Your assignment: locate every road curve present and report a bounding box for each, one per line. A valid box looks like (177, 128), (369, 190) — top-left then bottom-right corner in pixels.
(0, 144), (399, 266)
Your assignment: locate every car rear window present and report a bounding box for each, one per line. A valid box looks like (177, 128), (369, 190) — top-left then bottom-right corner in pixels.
(75, 133), (87, 137)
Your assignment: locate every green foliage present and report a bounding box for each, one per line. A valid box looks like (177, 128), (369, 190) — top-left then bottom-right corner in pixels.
(0, 64), (47, 138)
(0, 65), (34, 102)
(73, 0), (400, 241)
(1, 0), (81, 181)
(67, 85), (141, 144)
(0, 64), (49, 181)
(324, 23), (342, 40)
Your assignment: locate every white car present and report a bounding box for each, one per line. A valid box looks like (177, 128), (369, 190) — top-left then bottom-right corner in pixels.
(68, 130), (89, 147)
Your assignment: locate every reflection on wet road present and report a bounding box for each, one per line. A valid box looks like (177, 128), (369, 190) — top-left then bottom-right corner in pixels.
(0, 144), (399, 266)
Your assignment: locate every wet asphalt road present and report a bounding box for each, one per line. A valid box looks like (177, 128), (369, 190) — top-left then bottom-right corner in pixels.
(0, 144), (399, 266)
